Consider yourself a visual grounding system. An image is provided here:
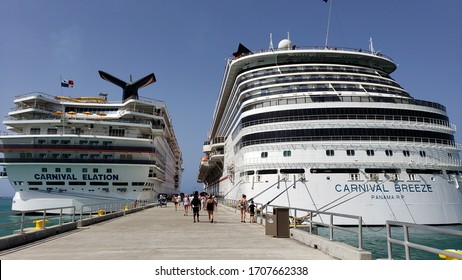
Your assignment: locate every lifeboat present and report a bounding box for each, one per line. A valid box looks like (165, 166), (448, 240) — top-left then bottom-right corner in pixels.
(53, 111), (62, 115)
(83, 111), (92, 115)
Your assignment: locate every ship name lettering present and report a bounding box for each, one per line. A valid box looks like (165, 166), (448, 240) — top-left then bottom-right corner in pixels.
(394, 184), (433, 193)
(335, 184), (389, 192)
(34, 173), (78, 180)
(82, 174), (119, 181)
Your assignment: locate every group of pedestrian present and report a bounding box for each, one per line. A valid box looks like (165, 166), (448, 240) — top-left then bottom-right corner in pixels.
(238, 194), (256, 223)
(174, 191), (217, 223)
(173, 192), (256, 224)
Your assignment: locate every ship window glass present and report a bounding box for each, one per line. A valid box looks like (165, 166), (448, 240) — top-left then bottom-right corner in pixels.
(326, 150), (335, 156)
(39, 154), (47, 158)
(61, 140), (70, 144)
(93, 168), (98, 173)
(42, 168), (47, 172)
(261, 152), (268, 158)
(257, 169), (278, 175)
(113, 182), (129, 186)
(346, 150), (355, 156)
(409, 173), (417, 181)
(385, 150), (393, 156)
(80, 154), (89, 159)
(350, 173), (360, 181)
(79, 140), (88, 145)
(366, 150), (375, 156)
(28, 181), (43, 185)
(66, 168), (71, 172)
(51, 140), (59, 144)
(448, 153), (453, 159)
(30, 128), (41, 135)
(132, 182), (145, 186)
(283, 150), (291, 157)
(55, 168), (61, 172)
(38, 140), (46, 144)
(107, 168), (112, 173)
(245, 171), (255, 175)
(419, 151), (426, 157)
(403, 150), (410, 157)
(62, 154), (71, 159)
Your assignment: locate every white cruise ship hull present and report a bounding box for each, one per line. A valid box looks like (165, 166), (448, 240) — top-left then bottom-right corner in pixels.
(0, 71), (183, 213)
(198, 40), (462, 225)
(217, 173), (462, 225)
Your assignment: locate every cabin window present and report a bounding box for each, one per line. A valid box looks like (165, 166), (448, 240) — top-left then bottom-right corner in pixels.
(326, 150), (335, 156)
(47, 128), (58, 134)
(346, 150), (355, 156)
(30, 128), (40, 135)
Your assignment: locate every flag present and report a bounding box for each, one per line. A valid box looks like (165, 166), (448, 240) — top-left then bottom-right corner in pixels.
(61, 79), (74, 88)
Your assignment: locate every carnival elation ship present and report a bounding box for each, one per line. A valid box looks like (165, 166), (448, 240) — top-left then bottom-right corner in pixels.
(197, 37), (462, 225)
(0, 70), (182, 212)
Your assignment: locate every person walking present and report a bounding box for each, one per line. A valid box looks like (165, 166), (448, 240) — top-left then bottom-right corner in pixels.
(206, 194), (215, 223)
(173, 194), (180, 211)
(248, 200), (256, 223)
(239, 194), (248, 223)
(183, 194), (190, 216)
(191, 191), (201, 223)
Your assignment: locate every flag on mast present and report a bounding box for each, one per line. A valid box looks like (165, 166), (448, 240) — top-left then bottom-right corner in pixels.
(61, 78), (74, 88)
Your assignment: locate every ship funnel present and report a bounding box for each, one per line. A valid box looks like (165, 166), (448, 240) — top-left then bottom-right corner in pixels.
(98, 70), (156, 101)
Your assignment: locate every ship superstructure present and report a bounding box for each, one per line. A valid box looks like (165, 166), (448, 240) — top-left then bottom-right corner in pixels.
(198, 38), (462, 225)
(0, 71), (182, 212)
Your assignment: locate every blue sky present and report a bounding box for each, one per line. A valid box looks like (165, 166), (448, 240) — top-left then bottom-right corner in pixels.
(0, 0), (461, 197)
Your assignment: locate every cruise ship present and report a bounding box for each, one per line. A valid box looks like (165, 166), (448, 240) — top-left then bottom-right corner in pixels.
(0, 71), (182, 212)
(197, 37), (462, 225)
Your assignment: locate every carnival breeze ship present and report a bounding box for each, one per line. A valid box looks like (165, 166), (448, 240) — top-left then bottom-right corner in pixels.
(0, 71), (182, 212)
(197, 37), (462, 225)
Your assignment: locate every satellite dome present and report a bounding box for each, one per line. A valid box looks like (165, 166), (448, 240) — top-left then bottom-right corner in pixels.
(278, 39), (291, 49)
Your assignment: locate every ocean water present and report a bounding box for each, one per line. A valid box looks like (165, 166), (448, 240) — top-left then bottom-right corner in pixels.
(0, 198), (460, 259)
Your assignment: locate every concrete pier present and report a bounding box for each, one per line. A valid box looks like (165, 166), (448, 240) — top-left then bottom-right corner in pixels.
(0, 203), (346, 260)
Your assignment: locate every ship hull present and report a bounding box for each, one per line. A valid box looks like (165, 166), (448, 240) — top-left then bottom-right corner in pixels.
(215, 173), (462, 225)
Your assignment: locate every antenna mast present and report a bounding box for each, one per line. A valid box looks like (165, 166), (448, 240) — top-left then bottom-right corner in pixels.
(269, 33), (274, 50)
(324, 0), (333, 48)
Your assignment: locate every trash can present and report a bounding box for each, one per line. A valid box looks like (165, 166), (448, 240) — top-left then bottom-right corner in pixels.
(274, 207), (290, 238)
(265, 214), (276, 236)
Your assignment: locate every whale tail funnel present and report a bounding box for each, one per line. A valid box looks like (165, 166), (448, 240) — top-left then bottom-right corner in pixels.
(98, 70), (156, 101)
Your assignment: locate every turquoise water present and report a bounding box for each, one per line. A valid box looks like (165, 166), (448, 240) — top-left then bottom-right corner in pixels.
(0, 198), (460, 259)
(315, 224), (462, 260)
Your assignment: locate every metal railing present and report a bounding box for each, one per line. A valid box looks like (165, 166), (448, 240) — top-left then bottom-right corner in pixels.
(0, 206), (76, 235)
(0, 199), (159, 237)
(386, 220), (462, 260)
(222, 199), (364, 250)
